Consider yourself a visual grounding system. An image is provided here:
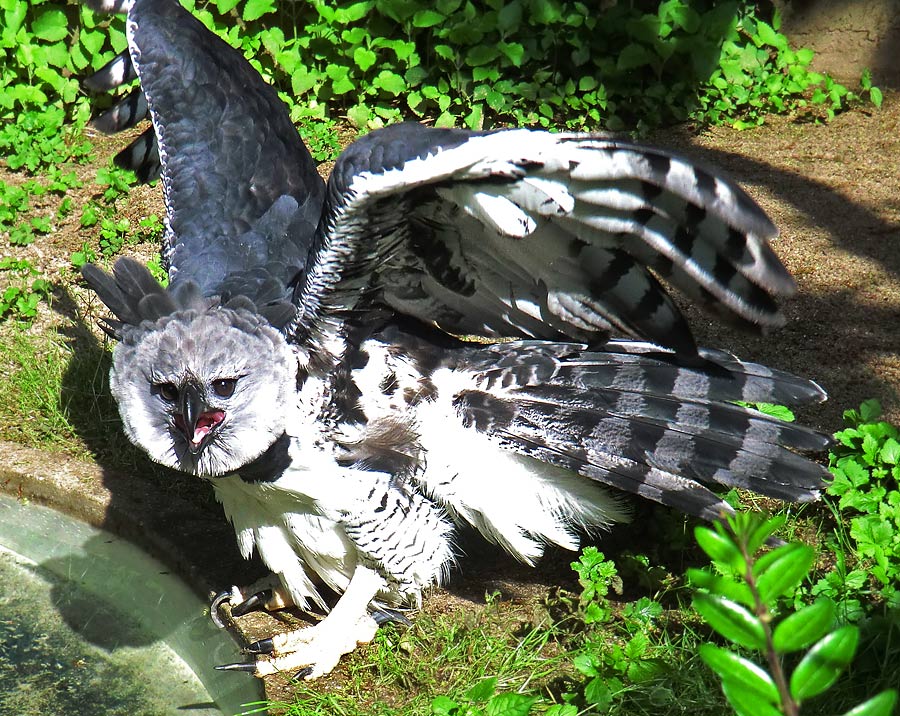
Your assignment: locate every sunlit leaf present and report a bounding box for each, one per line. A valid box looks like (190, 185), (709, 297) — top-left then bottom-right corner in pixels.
(790, 626), (859, 701)
(722, 680), (784, 716)
(693, 593), (766, 650)
(699, 644), (779, 703)
(772, 598), (835, 653)
(695, 525), (745, 572)
(755, 543), (815, 602)
(840, 690), (899, 716)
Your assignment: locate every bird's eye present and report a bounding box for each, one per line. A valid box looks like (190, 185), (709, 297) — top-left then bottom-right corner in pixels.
(157, 383), (178, 402)
(212, 378), (237, 398)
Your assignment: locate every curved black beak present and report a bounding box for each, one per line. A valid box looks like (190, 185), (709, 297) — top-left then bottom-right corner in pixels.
(180, 383), (208, 455)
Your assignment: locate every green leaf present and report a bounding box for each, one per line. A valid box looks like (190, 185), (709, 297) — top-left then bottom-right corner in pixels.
(498, 41), (525, 67)
(695, 525), (745, 572)
(466, 677), (497, 702)
(880, 437), (900, 464)
(754, 20), (781, 48)
(722, 680), (784, 716)
(485, 693), (538, 716)
(860, 399), (883, 422)
(583, 677), (613, 709)
(755, 543), (815, 602)
(353, 47), (377, 72)
(840, 690), (899, 716)
(79, 28), (106, 58)
(434, 44), (456, 62)
(31, 7), (68, 42)
(693, 593), (766, 650)
(772, 598), (835, 653)
(870, 86), (884, 108)
(335, 1), (372, 23)
(373, 70), (406, 96)
(242, 0), (275, 22)
(617, 43), (653, 71)
(752, 403), (796, 421)
(466, 45), (500, 67)
(497, 1), (522, 32)
(699, 644), (779, 704)
(544, 706), (578, 716)
(431, 695), (459, 716)
(464, 104), (483, 130)
(790, 625), (859, 701)
(434, 111), (455, 128)
(346, 104), (370, 129)
(412, 9), (445, 28)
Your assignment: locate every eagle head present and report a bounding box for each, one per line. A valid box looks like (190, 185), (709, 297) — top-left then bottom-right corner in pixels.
(82, 258), (299, 477)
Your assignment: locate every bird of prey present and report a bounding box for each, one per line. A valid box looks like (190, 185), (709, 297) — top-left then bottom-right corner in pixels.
(80, 0), (829, 678)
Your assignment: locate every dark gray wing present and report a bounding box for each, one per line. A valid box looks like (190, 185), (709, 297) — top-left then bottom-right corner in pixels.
(83, 0), (325, 306)
(293, 123), (793, 355)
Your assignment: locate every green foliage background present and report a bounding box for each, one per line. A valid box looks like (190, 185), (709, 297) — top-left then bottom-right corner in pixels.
(0, 0), (882, 138)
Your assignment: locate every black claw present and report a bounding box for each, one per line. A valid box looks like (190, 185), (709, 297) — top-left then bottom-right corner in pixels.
(372, 607), (413, 627)
(292, 666), (314, 681)
(232, 589), (273, 618)
(210, 589), (234, 629)
(215, 661), (259, 673)
(245, 637), (275, 655)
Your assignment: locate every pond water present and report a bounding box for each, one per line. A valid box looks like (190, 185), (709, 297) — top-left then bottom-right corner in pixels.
(0, 492), (263, 716)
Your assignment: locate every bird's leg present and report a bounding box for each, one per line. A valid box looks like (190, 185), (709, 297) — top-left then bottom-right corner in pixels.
(216, 565), (387, 679)
(210, 575), (293, 628)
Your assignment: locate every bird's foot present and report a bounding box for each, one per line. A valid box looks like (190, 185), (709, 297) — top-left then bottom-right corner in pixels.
(216, 611), (379, 679)
(210, 577), (293, 628)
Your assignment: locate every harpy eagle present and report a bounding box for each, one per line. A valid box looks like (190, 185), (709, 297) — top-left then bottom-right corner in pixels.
(80, 0), (829, 678)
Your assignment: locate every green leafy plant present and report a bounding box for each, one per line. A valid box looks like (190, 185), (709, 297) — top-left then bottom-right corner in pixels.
(431, 678), (538, 716)
(571, 547), (623, 624)
(0, 257), (51, 320)
(146, 253), (169, 286)
(95, 165), (136, 203)
(690, 512), (897, 716)
(818, 400), (900, 611)
(70, 241), (98, 270)
(98, 216), (131, 258)
(0, 105), (92, 172)
(696, 11), (882, 128)
(53, 0), (879, 138)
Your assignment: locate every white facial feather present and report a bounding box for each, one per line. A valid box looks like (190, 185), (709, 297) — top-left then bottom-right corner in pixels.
(109, 306), (298, 476)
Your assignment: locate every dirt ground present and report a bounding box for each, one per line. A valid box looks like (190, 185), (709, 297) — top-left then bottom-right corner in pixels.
(2, 93), (899, 702)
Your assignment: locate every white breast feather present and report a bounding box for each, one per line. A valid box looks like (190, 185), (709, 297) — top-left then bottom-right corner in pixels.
(414, 367), (630, 565)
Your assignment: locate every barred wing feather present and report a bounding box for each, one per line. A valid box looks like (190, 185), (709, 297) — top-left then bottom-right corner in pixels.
(295, 123), (793, 355)
(450, 340), (828, 521)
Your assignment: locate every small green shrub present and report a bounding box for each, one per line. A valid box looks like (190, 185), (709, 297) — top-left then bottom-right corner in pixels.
(690, 512), (897, 716)
(0, 257), (51, 320)
(817, 400), (900, 613)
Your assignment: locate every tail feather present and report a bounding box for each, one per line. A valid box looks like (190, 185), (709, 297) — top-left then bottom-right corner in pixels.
(113, 127), (161, 182)
(90, 88), (149, 134)
(84, 49), (137, 92)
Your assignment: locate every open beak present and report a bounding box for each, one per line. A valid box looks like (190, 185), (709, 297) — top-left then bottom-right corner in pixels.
(174, 383), (225, 455)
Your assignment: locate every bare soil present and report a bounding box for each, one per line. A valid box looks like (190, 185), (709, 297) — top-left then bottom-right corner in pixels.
(1, 93), (899, 702)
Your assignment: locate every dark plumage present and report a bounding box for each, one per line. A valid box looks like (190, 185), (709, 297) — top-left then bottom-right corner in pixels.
(79, 0), (829, 679)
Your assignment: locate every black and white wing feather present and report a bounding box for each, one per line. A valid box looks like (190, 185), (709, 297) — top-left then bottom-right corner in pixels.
(446, 338), (828, 521)
(294, 123), (794, 355)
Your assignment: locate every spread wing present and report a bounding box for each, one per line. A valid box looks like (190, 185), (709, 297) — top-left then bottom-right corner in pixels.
(86, 0), (795, 359)
(85, 0), (325, 306)
(292, 123), (794, 355)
